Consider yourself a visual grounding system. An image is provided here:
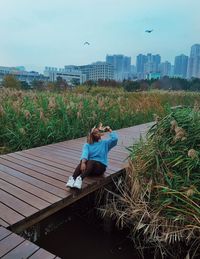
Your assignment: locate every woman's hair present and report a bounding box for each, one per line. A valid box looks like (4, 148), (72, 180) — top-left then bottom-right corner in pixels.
(87, 132), (94, 144)
(87, 127), (100, 144)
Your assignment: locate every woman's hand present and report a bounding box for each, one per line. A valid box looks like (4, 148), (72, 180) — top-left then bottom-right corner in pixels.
(105, 126), (112, 132)
(81, 160), (86, 172)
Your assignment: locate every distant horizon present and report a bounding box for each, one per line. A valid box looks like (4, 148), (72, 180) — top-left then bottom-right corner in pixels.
(1, 0), (200, 73)
(0, 45), (196, 74)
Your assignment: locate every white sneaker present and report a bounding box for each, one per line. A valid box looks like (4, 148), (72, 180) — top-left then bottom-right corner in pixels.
(73, 176), (83, 189)
(66, 176), (75, 188)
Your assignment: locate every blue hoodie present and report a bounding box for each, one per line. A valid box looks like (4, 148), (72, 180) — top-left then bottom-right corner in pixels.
(80, 132), (118, 166)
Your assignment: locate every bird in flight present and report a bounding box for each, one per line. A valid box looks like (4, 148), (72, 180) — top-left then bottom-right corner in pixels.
(145, 29), (153, 33)
(83, 41), (90, 45)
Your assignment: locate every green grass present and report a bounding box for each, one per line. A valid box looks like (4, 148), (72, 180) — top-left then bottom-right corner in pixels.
(1, 87), (200, 154)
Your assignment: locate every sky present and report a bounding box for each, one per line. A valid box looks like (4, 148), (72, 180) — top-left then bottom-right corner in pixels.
(0, 0), (200, 73)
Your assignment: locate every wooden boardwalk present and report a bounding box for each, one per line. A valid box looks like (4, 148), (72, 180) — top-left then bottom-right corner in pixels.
(0, 226), (60, 258)
(0, 123), (152, 258)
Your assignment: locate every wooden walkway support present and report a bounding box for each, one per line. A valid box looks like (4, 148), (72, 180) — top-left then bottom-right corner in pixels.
(0, 123), (152, 258)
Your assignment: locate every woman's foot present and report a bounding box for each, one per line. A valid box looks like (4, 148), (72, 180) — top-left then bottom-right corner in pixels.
(73, 176), (83, 189)
(66, 176), (75, 188)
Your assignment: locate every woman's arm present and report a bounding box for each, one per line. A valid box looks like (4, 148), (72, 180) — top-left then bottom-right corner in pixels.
(106, 129), (118, 150)
(80, 145), (89, 172)
(80, 144), (89, 160)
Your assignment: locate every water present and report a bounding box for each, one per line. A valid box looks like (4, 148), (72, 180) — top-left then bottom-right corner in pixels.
(37, 212), (140, 259)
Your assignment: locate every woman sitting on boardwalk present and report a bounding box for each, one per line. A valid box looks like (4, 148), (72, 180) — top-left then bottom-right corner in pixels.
(66, 124), (118, 189)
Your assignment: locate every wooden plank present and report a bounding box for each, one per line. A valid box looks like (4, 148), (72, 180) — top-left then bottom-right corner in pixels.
(24, 149), (80, 169)
(1, 240), (39, 259)
(0, 226), (11, 241)
(32, 145), (127, 164)
(1, 156), (68, 185)
(26, 149), (121, 173)
(7, 153), (72, 176)
(47, 141), (129, 158)
(0, 203), (24, 225)
(0, 233), (24, 257)
(28, 248), (57, 259)
(21, 149), (82, 171)
(0, 171), (59, 204)
(12, 152), (76, 172)
(0, 227), (58, 259)
(0, 189), (38, 217)
(0, 161), (67, 199)
(1, 155), (94, 187)
(0, 218), (9, 228)
(0, 178), (49, 210)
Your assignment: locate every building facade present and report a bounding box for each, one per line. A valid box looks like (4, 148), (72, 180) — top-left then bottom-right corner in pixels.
(174, 54), (188, 78)
(78, 62), (114, 81)
(44, 66), (86, 85)
(187, 44), (200, 79)
(106, 54), (131, 81)
(0, 66), (48, 84)
(136, 53), (161, 79)
(136, 54), (147, 79)
(160, 61), (172, 77)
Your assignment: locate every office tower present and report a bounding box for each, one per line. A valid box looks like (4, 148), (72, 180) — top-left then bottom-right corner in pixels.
(160, 61), (172, 77)
(78, 62), (114, 81)
(144, 53), (161, 74)
(106, 54), (131, 81)
(174, 54), (188, 78)
(187, 44), (200, 79)
(136, 54), (147, 79)
(44, 66), (86, 84)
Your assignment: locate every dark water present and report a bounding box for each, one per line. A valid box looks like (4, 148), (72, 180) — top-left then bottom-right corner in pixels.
(37, 213), (140, 259)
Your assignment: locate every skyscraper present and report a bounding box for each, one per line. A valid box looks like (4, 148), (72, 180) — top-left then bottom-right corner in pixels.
(136, 54), (147, 79)
(145, 54), (161, 73)
(106, 54), (131, 81)
(160, 61), (172, 77)
(174, 54), (188, 78)
(187, 44), (200, 79)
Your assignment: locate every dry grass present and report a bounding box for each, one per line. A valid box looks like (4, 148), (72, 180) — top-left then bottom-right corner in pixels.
(100, 107), (200, 259)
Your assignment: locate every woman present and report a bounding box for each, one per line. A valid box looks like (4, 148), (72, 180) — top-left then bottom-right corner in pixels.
(66, 125), (118, 189)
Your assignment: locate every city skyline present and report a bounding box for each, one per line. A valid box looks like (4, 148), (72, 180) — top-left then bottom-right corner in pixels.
(0, 0), (200, 72)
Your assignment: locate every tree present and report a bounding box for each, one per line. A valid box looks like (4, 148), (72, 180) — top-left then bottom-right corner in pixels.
(31, 80), (45, 90)
(190, 78), (200, 91)
(20, 81), (30, 90)
(122, 80), (141, 92)
(2, 75), (21, 89)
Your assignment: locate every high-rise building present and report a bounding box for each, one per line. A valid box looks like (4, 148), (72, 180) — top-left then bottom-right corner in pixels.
(106, 54), (131, 81)
(136, 54), (147, 79)
(136, 53), (161, 79)
(160, 61), (172, 77)
(174, 54), (188, 78)
(187, 44), (200, 79)
(144, 53), (161, 74)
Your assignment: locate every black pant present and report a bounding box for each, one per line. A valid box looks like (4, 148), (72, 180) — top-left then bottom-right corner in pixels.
(73, 160), (106, 179)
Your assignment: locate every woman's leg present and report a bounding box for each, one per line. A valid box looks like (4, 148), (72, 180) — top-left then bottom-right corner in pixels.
(72, 163), (82, 179)
(81, 160), (106, 179)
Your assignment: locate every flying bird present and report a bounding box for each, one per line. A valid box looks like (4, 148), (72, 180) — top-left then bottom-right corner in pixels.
(145, 29), (153, 33)
(83, 41), (90, 45)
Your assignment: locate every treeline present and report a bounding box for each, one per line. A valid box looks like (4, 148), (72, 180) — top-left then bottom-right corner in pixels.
(1, 74), (200, 92)
(0, 75), (73, 91)
(83, 77), (200, 92)
(122, 77), (200, 92)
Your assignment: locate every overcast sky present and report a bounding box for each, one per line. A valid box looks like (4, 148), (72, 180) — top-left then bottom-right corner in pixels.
(0, 0), (199, 72)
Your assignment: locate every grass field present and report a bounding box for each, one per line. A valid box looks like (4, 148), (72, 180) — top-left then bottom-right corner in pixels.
(1, 87), (200, 154)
